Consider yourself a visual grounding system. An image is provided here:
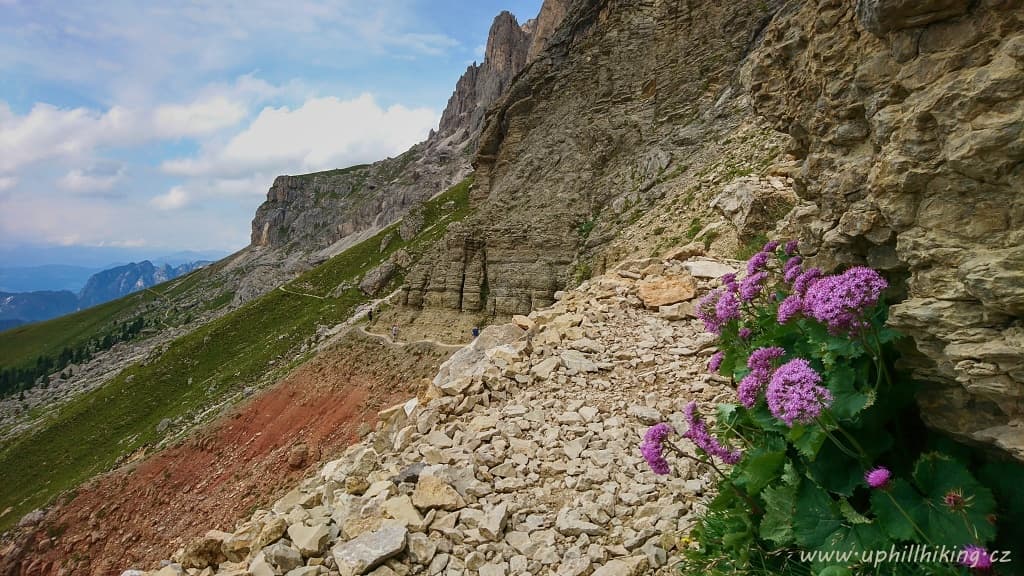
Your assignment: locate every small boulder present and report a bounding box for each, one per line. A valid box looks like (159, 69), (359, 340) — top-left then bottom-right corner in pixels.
(636, 275), (696, 308)
(411, 475), (465, 511)
(331, 521), (408, 576)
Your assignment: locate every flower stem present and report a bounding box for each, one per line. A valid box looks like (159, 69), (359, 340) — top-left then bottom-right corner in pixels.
(665, 441), (763, 515)
(888, 493), (933, 546)
(814, 416), (863, 462)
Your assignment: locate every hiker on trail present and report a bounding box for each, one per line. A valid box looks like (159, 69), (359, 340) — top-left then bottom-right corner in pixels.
(472, 326), (480, 339)
(367, 308), (373, 322)
(391, 324), (399, 341)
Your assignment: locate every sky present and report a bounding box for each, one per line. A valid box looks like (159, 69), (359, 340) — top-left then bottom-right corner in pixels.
(0, 0), (543, 265)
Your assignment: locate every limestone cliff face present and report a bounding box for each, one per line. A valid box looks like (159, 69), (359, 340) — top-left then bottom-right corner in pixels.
(248, 143), (462, 254)
(745, 0), (1024, 458)
(403, 0), (782, 316)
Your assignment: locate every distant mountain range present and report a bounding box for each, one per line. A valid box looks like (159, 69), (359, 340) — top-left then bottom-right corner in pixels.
(0, 260), (210, 330)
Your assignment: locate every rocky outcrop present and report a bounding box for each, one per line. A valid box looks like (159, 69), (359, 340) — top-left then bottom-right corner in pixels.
(437, 12), (534, 143)
(745, 0), (1024, 459)
(137, 254), (736, 576)
(248, 146), (465, 256)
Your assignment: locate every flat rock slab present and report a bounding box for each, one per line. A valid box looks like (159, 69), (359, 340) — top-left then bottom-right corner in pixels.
(332, 522), (408, 576)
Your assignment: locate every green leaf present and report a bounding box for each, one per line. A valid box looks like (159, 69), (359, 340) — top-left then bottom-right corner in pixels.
(760, 477), (799, 545)
(839, 498), (871, 524)
(715, 403), (738, 426)
(825, 335), (865, 360)
(913, 453), (998, 544)
(734, 439), (786, 495)
(819, 523), (888, 563)
(788, 423), (828, 460)
(870, 479), (927, 542)
(794, 480), (842, 548)
(808, 439), (862, 496)
(826, 364), (870, 421)
(876, 326), (902, 344)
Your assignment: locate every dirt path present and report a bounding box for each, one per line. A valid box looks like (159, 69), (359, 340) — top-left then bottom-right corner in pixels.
(4, 330), (454, 576)
(353, 325), (464, 350)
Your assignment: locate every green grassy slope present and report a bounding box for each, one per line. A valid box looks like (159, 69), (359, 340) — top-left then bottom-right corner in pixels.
(0, 177), (472, 531)
(0, 258), (232, 371)
(0, 291), (156, 368)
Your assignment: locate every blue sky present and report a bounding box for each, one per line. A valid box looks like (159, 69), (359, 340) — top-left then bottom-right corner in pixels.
(0, 0), (543, 263)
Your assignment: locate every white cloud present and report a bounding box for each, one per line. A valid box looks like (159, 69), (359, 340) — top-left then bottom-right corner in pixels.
(57, 162), (125, 193)
(0, 176), (16, 191)
(0, 103), (141, 173)
(162, 94), (437, 178)
(0, 92), (251, 174)
(153, 96), (248, 138)
(151, 186), (190, 210)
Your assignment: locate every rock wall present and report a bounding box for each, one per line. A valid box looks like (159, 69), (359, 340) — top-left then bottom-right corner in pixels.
(744, 0), (1024, 458)
(403, 0), (782, 316)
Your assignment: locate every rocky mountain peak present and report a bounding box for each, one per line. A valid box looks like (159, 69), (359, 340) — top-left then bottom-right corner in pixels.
(526, 0), (570, 61)
(436, 9), (538, 141)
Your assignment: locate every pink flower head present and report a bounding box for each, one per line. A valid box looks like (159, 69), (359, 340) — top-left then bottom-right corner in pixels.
(777, 294), (803, 324)
(739, 271), (768, 301)
(720, 273), (738, 291)
(763, 240), (780, 252)
(766, 358), (832, 426)
(737, 347), (786, 408)
(803, 267), (888, 334)
(707, 351), (724, 373)
(682, 402), (742, 464)
(864, 466), (892, 490)
(960, 545), (993, 570)
(784, 240), (799, 255)
(792, 267), (823, 296)
(697, 288), (741, 334)
(747, 251), (771, 275)
(640, 423), (675, 475)
(738, 327), (753, 340)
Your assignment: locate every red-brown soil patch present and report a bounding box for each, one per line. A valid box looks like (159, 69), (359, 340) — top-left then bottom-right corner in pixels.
(2, 331), (451, 576)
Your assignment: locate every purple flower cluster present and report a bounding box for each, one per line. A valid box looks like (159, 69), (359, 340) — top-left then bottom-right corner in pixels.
(747, 251), (771, 275)
(721, 273), (738, 291)
(682, 402), (742, 464)
(640, 423), (675, 475)
(777, 294), (803, 324)
(802, 267), (888, 334)
(763, 240), (780, 252)
(707, 351), (725, 373)
(738, 327), (753, 340)
(697, 287), (741, 334)
(739, 271), (768, 301)
(783, 257), (803, 283)
(737, 347), (785, 408)
(792, 267), (823, 296)
(784, 239), (799, 255)
(765, 358), (833, 426)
